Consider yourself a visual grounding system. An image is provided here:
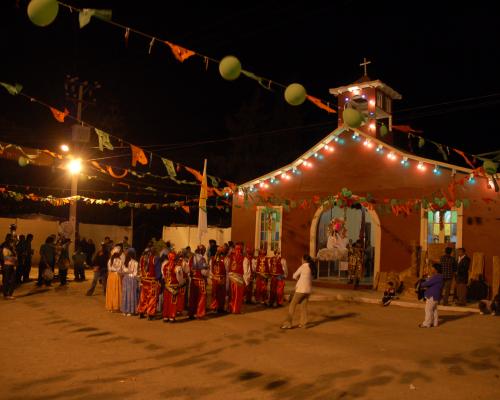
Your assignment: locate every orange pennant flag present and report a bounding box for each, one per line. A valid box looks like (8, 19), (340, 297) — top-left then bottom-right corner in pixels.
(50, 107), (69, 122)
(182, 205), (190, 214)
(107, 166), (128, 179)
(165, 41), (195, 62)
(130, 144), (148, 167)
(185, 166), (203, 182)
(306, 95), (336, 113)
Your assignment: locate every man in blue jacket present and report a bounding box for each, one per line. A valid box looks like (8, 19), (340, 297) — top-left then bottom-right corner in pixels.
(419, 263), (444, 328)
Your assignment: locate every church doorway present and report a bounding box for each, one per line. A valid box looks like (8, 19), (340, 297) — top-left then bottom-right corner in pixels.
(310, 205), (381, 287)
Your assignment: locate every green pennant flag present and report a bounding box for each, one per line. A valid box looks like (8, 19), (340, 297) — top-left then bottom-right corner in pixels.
(208, 175), (220, 187)
(418, 137), (425, 148)
(161, 158), (177, 178)
(241, 70), (271, 91)
(435, 143), (448, 161)
(0, 82), (22, 96)
(79, 9), (112, 28)
(95, 128), (114, 151)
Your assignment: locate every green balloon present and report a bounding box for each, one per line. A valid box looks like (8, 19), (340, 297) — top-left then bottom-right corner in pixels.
(27, 0), (59, 27)
(380, 124), (388, 137)
(219, 56), (241, 81)
(284, 83), (307, 106)
(18, 156), (29, 167)
(483, 159), (498, 175)
(342, 108), (363, 128)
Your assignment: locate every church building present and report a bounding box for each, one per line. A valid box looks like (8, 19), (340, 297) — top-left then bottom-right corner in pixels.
(231, 62), (500, 292)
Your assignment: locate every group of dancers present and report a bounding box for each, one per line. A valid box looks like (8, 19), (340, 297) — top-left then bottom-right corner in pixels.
(103, 240), (288, 322)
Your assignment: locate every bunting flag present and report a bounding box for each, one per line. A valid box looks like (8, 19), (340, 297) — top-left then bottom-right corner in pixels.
(435, 143), (448, 161)
(241, 70), (270, 91)
(95, 128), (114, 151)
(130, 144), (148, 167)
(165, 41), (195, 62)
(182, 205), (190, 214)
(148, 38), (155, 54)
(106, 166), (128, 179)
(50, 107), (69, 123)
(91, 161), (108, 174)
(124, 28), (130, 47)
(198, 159), (208, 243)
(453, 148), (476, 169)
(306, 95), (337, 114)
(79, 9), (112, 28)
(0, 82), (22, 96)
(393, 125), (422, 134)
(418, 137), (425, 148)
(161, 158), (177, 177)
(185, 166), (203, 182)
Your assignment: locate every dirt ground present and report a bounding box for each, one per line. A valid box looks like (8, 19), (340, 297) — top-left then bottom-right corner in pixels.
(0, 279), (498, 400)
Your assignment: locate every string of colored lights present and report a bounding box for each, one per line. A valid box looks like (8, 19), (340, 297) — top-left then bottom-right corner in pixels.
(237, 125), (497, 195)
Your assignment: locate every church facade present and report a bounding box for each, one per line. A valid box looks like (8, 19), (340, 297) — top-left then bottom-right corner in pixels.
(231, 73), (499, 290)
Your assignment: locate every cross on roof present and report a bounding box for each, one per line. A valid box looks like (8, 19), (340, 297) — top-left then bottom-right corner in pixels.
(360, 57), (371, 76)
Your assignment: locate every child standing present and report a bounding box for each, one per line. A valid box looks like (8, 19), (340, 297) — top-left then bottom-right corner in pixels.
(418, 264), (444, 328)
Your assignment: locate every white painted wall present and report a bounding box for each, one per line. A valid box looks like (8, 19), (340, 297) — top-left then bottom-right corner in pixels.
(0, 217), (132, 263)
(0, 217), (59, 264)
(162, 225), (232, 250)
(78, 223), (133, 249)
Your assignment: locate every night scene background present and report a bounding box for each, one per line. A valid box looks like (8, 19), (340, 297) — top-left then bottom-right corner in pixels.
(1, 1), (499, 248)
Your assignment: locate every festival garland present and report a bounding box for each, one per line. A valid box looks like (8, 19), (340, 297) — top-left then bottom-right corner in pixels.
(233, 184), (492, 217)
(0, 187), (231, 213)
(0, 83), (236, 191)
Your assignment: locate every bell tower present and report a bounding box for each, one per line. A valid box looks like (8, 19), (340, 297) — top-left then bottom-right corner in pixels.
(329, 58), (402, 142)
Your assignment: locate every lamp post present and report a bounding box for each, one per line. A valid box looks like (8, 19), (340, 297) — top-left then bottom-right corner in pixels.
(67, 158), (82, 255)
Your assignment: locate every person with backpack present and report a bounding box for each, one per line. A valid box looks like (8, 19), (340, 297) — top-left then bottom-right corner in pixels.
(281, 254), (316, 329)
(37, 236), (55, 287)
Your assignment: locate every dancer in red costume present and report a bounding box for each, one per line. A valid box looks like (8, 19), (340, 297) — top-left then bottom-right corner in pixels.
(188, 245), (209, 319)
(176, 252), (189, 315)
(162, 251), (184, 322)
(137, 243), (160, 320)
(210, 246), (228, 313)
(254, 248), (270, 305)
(228, 244), (250, 314)
(244, 247), (256, 304)
(268, 248), (288, 307)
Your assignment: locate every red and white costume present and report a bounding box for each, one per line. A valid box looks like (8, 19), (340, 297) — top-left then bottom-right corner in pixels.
(254, 250), (270, 304)
(162, 252), (184, 321)
(137, 249), (160, 318)
(176, 254), (189, 314)
(244, 248), (256, 304)
(228, 245), (250, 314)
(210, 247), (229, 313)
(268, 252), (288, 307)
(188, 247), (209, 319)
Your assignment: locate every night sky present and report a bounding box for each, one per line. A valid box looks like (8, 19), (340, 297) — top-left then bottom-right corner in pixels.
(1, 1), (500, 232)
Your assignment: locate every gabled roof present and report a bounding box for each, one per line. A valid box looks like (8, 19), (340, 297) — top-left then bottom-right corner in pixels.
(329, 79), (402, 100)
(239, 125), (474, 189)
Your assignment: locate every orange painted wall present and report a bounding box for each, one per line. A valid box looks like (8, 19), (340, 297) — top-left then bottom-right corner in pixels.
(231, 136), (500, 282)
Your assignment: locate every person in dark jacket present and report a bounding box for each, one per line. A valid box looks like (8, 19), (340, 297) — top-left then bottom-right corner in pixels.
(455, 248), (470, 306)
(419, 263), (444, 328)
(86, 243), (109, 296)
(439, 247), (456, 306)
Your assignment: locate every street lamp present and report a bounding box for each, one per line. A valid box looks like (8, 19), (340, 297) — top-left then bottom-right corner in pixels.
(67, 157), (83, 255)
(60, 144), (70, 152)
(68, 158), (82, 174)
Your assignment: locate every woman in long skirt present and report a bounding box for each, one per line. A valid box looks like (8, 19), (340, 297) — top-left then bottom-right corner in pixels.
(121, 248), (139, 316)
(105, 245), (124, 312)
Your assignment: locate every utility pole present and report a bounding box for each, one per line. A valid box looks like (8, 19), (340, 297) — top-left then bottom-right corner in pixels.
(65, 76), (100, 254)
